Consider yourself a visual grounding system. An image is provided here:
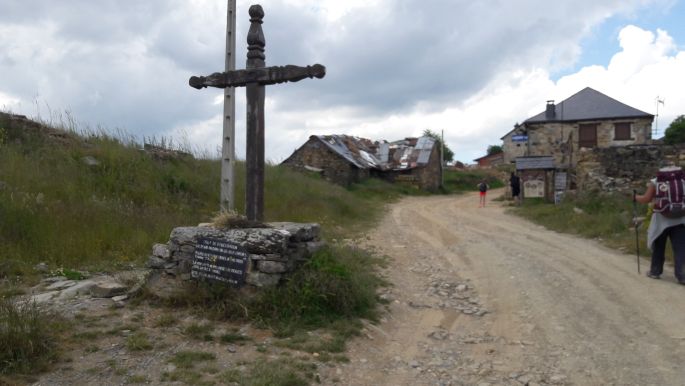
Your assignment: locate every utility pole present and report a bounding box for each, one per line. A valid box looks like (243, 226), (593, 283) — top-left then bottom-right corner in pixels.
(441, 129), (445, 188)
(221, 0), (237, 211)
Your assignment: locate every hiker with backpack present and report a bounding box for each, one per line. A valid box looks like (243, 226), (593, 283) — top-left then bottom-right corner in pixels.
(634, 166), (685, 285)
(478, 179), (489, 208)
(510, 172), (521, 205)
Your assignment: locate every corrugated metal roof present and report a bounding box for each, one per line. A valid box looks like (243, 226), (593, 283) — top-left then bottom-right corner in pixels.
(313, 135), (436, 170)
(516, 156), (555, 170)
(315, 135), (381, 169)
(524, 87), (653, 124)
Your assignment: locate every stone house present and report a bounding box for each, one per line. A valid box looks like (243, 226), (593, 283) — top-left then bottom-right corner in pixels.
(501, 87), (654, 168)
(282, 135), (443, 191)
(473, 152), (504, 168)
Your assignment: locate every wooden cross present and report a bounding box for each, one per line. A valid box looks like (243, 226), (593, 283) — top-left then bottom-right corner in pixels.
(189, 4), (325, 221)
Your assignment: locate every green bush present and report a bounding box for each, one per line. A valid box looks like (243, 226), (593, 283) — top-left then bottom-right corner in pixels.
(663, 115), (685, 145)
(0, 297), (61, 374)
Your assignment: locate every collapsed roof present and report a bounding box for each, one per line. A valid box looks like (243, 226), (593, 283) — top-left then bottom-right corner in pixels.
(313, 134), (437, 171)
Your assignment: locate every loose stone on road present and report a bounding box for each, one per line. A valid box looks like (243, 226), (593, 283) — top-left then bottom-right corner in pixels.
(321, 190), (685, 385)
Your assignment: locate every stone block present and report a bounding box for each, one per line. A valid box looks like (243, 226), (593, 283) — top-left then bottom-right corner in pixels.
(178, 259), (193, 274)
(249, 253), (287, 262)
(90, 278), (128, 298)
(180, 245), (196, 253)
(147, 256), (166, 269)
(268, 222), (321, 242)
(58, 280), (97, 299)
(152, 243), (171, 259)
(246, 272), (281, 287)
(306, 241), (326, 255)
(257, 260), (288, 274)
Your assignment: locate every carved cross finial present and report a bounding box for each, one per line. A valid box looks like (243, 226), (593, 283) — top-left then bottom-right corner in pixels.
(247, 5), (265, 67)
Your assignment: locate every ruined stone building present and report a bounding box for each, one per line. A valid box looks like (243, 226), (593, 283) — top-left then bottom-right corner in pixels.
(282, 135), (443, 191)
(501, 87), (654, 168)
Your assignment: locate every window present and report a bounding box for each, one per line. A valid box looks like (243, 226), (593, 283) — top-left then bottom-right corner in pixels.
(579, 124), (598, 148)
(614, 122), (631, 140)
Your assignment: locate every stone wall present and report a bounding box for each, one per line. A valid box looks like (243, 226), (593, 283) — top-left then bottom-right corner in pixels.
(376, 146), (443, 191)
(282, 137), (369, 186)
(575, 144), (685, 192)
(506, 117), (653, 167)
(147, 222), (324, 287)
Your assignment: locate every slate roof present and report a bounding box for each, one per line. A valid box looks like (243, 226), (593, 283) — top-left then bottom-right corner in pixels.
(524, 87), (653, 124)
(515, 156), (555, 170)
(313, 135), (437, 171)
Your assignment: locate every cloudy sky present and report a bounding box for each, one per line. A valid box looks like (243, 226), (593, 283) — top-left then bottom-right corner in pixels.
(1, 0), (684, 163)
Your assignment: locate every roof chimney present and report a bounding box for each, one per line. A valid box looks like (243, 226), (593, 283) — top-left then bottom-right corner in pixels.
(545, 100), (555, 119)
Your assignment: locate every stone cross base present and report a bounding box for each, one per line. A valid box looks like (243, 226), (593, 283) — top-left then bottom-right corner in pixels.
(147, 222), (324, 287)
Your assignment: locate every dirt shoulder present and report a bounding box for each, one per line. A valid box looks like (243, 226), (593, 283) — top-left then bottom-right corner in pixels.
(23, 190), (685, 385)
(321, 190), (685, 385)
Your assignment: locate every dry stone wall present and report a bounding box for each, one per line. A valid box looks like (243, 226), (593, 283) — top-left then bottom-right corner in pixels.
(147, 222), (324, 287)
(575, 144), (685, 192)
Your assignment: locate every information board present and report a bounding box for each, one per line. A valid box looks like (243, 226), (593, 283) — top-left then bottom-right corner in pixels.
(192, 237), (249, 287)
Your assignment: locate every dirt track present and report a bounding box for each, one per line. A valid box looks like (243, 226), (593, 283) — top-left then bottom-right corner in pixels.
(323, 190), (685, 386)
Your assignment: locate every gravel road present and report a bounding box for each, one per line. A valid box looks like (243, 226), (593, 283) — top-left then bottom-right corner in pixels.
(323, 190), (685, 386)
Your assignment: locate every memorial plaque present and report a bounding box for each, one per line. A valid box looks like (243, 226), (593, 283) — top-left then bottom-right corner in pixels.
(192, 237), (249, 286)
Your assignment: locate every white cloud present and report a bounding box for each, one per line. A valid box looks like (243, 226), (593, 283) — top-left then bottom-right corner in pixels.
(1, 0), (681, 165)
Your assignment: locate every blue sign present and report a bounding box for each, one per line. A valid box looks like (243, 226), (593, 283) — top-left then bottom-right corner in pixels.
(512, 135), (528, 142)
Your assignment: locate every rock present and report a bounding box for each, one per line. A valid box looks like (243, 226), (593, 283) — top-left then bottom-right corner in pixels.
(46, 280), (77, 291)
(456, 284), (468, 292)
(256, 260), (288, 274)
(177, 259), (193, 274)
(245, 272), (281, 287)
(169, 226), (289, 255)
(90, 278), (128, 298)
(34, 262), (49, 273)
(30, 291), (61, 304)
(227, 345), (237, 353)
(305, 241), (326, 255)
(58, 280), (97, 299)
(550, 374), (567, 383)
(81, 156), (99, 166)
(409, 360), (420, 368)
(268, 222), (320, 242)
(146, 256), (166, 269)
(41, 276), (67, 284)
(180, 245), (195, 253)
(152, 243), (171, 259)
(573, 207), (584, 215)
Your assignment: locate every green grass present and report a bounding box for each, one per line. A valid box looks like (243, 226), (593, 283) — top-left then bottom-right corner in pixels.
(510, 191), (653, 258)
(0, 112), (428, 278)
(0, 297), (63, 374)
(222, 358), (316, 386)
(126, 332), (153, 351)
(169, 351), (217, 369)
(442, 169), (505, 193)
(147, 244), (385, 354)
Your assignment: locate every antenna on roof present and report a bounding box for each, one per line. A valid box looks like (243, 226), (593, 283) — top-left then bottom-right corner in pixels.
(654, 96), (665, 138)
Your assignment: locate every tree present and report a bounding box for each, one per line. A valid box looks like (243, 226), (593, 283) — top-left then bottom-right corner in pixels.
(664, 115), (685, 145)
(486, 144), (503, 155)
(422, 129), (454, 162)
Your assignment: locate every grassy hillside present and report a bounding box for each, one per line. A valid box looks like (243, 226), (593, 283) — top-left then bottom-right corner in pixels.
(0, 112), (500, 278)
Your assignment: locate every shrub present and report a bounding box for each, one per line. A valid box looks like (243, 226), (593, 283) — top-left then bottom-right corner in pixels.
(0, 297), (61, 374)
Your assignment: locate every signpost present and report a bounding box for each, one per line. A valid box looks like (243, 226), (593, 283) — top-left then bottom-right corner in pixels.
(192, 238), (249, 286)
(190, 4), (326, 221)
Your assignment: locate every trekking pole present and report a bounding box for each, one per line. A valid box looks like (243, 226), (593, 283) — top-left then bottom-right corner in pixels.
(632, 190), (640, 274)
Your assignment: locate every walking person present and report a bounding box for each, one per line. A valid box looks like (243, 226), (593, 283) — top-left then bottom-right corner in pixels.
(510, 172), (521, 205)
(478, 179), (489, 208)
(634, 166), (685, 284)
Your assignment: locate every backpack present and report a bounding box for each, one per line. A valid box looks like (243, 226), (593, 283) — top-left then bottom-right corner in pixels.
(654, 167), (685, 218)
(478, 183), (487, 193)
